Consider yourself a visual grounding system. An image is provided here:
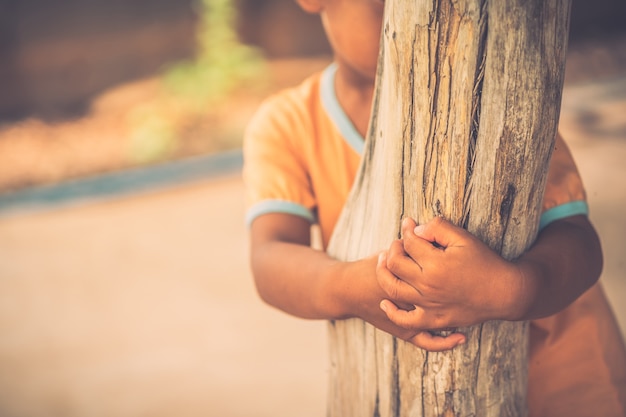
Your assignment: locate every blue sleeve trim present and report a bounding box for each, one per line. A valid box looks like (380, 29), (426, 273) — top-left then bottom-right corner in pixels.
(539, 200), (589, 230)
(245, 200), (316, 227)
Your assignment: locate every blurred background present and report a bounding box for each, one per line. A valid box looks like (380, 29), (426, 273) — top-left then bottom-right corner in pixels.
(0, 0), (625, 416)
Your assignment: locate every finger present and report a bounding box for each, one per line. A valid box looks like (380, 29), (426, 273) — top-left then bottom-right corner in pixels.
(385, 239), (425, 279)
(401, 221), (445, 262)
(403, 217), (439, 251)
(407, 331), (466, 352)
(377, 253), (423, 305)
(381, 301), (466, 351)
(387, 238), (409, 261)
(400, 217), (418, 235)
(380, 300), (418, 328)
(415, 216), (469, 247)
(380, 300), (436, 329)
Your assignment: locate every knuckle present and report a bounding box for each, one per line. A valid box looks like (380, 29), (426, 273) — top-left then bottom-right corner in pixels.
(384, 281), (400, 300)
(431, 314), (449, 330)
(385, 254), (400, 272)
(398, 329), (414, 341)
(377, 269), (398, 294)
(403, 236), (418, 252)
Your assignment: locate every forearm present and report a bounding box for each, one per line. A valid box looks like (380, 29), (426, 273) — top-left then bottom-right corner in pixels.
(251, 239), (352, 320)
(510, 215), (603, 320)
(250, 214), (469, 351)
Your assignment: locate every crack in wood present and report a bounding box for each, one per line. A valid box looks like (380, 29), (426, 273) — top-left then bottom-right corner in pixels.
(400, 33), (417, 232)
(497, 183), (517, 252)
(421, 351), (429, 417)
(463, 0), (488, 230)
(373, 391), (381, 417)
(391, 337), (400, 415)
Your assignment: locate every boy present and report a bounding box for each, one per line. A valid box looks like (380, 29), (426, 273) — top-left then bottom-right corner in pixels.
(243, 0), (626, 415)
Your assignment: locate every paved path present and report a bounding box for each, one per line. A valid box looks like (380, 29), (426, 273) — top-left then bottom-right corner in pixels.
(0, 76), (624, 416)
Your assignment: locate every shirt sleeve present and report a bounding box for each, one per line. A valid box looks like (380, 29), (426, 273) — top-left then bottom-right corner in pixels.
(242, 94), (317, 227)
(539, 133), (588, 230)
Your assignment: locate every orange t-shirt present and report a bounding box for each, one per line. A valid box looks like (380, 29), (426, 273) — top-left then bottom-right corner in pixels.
(244, 64), (587, 247)
(243, 64), (626, 416)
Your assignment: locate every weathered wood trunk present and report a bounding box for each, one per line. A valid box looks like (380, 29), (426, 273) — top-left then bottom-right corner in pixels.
(326, 1), (571, 416)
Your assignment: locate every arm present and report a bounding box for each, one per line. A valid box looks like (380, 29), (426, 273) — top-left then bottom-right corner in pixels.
(250, 213), (346, 320)
(377, 215), (602, 329)
(511, 214), (602, 320)
(250, 212), (467, 350)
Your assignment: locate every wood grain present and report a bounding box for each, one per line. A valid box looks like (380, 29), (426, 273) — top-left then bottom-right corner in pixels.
(326, 1), (571, 416)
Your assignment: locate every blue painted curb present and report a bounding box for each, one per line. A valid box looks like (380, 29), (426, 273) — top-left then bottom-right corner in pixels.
(0, 149), (243, 216)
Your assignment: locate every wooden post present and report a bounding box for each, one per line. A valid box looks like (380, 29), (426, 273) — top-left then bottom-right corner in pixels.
(326, 1), (571, 416)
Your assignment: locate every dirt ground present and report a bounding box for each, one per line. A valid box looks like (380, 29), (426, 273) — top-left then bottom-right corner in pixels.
(0, 37), (625, 417)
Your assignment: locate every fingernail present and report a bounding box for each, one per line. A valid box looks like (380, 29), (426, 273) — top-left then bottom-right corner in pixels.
(380, 301), (387, 312)
(414, 224), (425, 235)
(378, 252), (385, 265)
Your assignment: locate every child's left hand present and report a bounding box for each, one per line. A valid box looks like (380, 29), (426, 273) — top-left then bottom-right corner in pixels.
(377, 217), (522, 332)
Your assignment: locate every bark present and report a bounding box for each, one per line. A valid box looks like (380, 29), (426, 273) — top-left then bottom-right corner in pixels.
(326, 1), (571, 416)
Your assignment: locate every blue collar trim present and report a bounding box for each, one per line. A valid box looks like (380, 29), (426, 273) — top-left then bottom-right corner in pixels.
(319, 63), (365, 155)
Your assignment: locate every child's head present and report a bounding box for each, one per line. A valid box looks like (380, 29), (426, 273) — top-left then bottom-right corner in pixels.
(297, 0), (384, 83)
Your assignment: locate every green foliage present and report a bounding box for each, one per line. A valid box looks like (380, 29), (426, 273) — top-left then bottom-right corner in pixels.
(127, 0), (266, 163)
(163, 0), (267, 107)
(127, 107), (177, 164)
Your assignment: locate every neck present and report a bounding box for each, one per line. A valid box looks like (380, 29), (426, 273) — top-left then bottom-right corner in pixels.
(334, 64), (376, 138)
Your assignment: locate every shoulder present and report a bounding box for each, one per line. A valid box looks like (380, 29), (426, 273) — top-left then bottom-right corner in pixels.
(246, 71), (324, 142)
(540, 133), (588, 228)
(543, 133), (586, 210)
